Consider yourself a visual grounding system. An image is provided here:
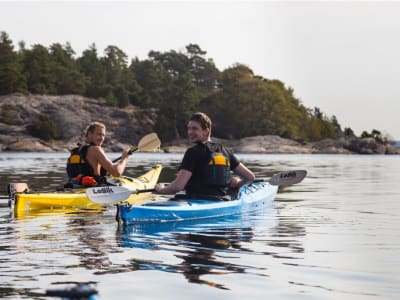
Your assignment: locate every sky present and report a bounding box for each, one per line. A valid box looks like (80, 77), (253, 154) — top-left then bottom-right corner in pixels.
(1, 0), (400, 140)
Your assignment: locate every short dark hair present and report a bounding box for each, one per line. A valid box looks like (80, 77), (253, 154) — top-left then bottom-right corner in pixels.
(189, 112), (212, 130)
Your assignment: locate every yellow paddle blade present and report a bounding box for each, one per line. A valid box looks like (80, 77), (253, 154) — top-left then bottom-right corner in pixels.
(137, 133), (161, 152)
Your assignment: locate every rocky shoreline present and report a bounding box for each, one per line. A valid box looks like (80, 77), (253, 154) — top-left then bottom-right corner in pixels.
(163, 135), (400, 155)
(0, 94), (399, 155)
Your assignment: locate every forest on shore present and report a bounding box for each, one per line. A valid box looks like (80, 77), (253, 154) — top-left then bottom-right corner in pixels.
(0, 31), (389, 145)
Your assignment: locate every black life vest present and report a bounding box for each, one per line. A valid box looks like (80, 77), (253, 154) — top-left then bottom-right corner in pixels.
(66, 144), (92, 179)
(66, 144), (108, 187)
(202, 142), (231, 187)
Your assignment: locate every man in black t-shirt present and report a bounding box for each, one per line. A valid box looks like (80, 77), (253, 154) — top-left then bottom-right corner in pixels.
(155, 112), (255, 199)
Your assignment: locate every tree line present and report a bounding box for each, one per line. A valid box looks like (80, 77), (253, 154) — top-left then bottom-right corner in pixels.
(1, 31), (365, 143)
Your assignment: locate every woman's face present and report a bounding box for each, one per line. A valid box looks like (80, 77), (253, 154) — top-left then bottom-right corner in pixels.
(87, 126), (105, 146)
(187, 120), (209, 143)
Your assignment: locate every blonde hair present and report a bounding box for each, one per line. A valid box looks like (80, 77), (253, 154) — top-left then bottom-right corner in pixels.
(84, 121), (106, 137)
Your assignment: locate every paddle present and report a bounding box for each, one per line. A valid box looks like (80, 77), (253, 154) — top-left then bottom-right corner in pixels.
(86, 186), (155, 205)
(112, 133), (161, 163)
(86, 170), (307, 205)
(255, 169), (307, 186)
(6, 182), (30, 208)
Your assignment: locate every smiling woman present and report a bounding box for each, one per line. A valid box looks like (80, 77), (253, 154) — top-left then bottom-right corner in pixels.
(66, 121), (130, 186)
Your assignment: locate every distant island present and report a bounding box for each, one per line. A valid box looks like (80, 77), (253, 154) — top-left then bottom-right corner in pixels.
(0, 94), (398, 155)
(0, 32), (398, 154)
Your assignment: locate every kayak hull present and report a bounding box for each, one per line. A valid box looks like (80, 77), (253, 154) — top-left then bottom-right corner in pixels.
(118, 181), (278, 224)
(11, 164), (162, 214)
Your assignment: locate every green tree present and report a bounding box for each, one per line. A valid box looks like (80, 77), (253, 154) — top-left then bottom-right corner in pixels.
(304, 107), (337, 141)
(149, 49), (191, 77)
(0, 31), (26, 94)
(156, 72), (200, 140)
(129, 58), (167, 108)
(143, 47), (204, 140)
(200, 64), (303, 139)
(102, 45), (141, 107)
(21, 44), (56, 94)
(49, 42), (87, 94)
(27, 113), (60, 141)
(361, 129), (387, 144)
(185, 43), (220, 97)
(78, 44), (107, 98)
(344, 127), (355, 137)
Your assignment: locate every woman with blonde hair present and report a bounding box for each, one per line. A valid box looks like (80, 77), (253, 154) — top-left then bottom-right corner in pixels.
(66, 121), (130, 186)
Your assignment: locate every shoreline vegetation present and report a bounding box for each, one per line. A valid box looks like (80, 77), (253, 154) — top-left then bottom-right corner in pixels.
(0, 94), (398, 155)
(1, 33), (398, 154)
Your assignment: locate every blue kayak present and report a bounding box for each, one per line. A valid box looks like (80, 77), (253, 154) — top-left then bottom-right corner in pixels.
(117, 182), (278, 224)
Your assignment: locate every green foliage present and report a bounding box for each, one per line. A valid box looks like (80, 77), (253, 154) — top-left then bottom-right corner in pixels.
(0, 32), (27, 94)
(0, 104), (19, 125)
(49, 43), (88, 94)
(129, 58), (166, 108)
(0, 31), (361, 143)
(21, 44), (56, 94)
(27, 113), (60, 141)
(199, 64), (334, 142)
(361, 129), (387, 144)
(344, 127), (355, 137)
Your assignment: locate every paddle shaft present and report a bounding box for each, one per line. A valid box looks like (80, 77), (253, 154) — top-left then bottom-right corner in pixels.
(132, 188), (155, 194)
(112, 147), (137, 163)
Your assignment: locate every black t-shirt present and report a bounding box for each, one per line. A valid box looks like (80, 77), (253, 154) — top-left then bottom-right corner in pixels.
(179, 141), (240, 198)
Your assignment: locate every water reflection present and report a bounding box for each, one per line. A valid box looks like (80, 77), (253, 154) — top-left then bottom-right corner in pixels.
(2, 153), (399, 299)
(66, 216), (115, 272)
(116, 213), (273, 290)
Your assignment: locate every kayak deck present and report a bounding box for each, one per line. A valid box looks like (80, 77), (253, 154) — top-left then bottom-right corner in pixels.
(10, 164), (162, 215)
(118, 181), (278, 224)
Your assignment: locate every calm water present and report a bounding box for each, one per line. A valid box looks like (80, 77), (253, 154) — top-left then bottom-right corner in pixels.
(0, 153), (399, 299)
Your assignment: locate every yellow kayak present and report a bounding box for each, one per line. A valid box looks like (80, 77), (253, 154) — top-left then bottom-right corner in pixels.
(10, 164), (162, 215)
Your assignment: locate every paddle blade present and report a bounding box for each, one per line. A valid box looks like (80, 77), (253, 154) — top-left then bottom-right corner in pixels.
(8, 182), (29, 193)
(86, 186), (133, 205)
(268, 170), (307, 186)
(137, 133), (161, 152)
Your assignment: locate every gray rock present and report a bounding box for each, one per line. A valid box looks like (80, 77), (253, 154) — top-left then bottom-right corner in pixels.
(0, 94), (397, 155)
(0, 94), (157, 152)
(233, 135), (312, 154)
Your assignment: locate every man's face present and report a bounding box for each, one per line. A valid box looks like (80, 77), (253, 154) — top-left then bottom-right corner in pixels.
(187, 120), (209, 143)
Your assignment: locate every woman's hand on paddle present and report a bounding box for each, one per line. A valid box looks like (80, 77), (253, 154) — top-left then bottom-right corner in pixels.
(120, 149), (130, 160)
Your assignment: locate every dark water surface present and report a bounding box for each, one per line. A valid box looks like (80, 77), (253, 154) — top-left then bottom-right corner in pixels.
(0, 153), (399, 299)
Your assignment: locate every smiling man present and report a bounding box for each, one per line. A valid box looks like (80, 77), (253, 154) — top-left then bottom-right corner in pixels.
(155, 112), (255, 199)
